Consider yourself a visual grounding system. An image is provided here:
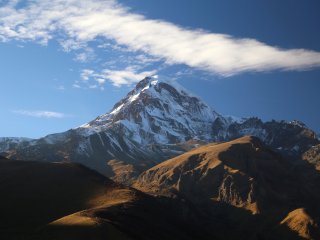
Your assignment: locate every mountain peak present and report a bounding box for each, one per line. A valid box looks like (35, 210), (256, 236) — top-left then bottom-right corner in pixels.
(135, 75), (159, 90)
(80, 76), (219, 144)
(105, 75), (199, 120)
(134, 75), (190, 94)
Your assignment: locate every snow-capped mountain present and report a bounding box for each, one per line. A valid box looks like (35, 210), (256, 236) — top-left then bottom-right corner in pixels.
(0, 76), (319, 183)
(0, 137), (34, 152)
(212, 116), (319, 156)
(79, 76), (220, 144)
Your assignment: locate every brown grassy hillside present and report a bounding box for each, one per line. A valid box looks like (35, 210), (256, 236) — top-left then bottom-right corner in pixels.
(0, 157), (135, 238)
(0, 157), (208, 240)
(134, 136), (320, 239)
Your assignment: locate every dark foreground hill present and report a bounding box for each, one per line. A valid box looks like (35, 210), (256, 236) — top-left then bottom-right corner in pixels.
(0, 157), (208, 240)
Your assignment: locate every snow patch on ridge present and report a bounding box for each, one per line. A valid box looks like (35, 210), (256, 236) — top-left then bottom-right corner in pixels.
(110, 104), (124, 115)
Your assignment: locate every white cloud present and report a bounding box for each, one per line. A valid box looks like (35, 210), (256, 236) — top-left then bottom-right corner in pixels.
(80, 67), (156, 87)
(74, 47), (95, 62)
(102, 67), (157, 86)
(59, 38), (86, 52)
(12, 110), (66, 118)
(95, 78), (106, 85)
(72, 83), (81, 88)
(134, 54), (161, 65)
(56, 85), (65, 90)
(0, 0), (320, 76)
(81, 69), (94, 81)
(97, 41), (129, 52)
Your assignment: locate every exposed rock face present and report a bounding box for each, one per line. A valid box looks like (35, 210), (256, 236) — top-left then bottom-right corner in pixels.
(134, 136), (320, 239)
(213, 117), (319, 158)
(135, 136), (295, 213)
(303, 144), (320, 170)
(0, 137), (33, 152)
(136, 136), (320, 212)
(0, 77), (319, 184)
(280, 208), (320, 240)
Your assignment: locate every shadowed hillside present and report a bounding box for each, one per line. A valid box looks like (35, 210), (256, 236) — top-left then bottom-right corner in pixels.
(0, 157), (131, 239)
(0, 157), (208, 240)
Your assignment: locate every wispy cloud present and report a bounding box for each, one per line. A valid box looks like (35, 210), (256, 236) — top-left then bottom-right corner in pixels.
(56, 85), (65, 90)
(72, 83), (81, 89)
(81, 69), (94, 81)
(12, 110), (67, 118)
(0, 0), (320, 76)
(74, 47), (95, 62)
(80, 67), (156, 87)
(59, 38), (86, 52)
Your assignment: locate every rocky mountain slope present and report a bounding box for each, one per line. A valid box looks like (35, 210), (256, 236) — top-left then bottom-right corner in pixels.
(213, 117), (319, 158)
(303, 144), (320, 170)
(0, 137), (33, 152)
(135, 136), (320, 239)
(0, 76), (319, 183)
(280, 208), (320, 240)
(134, 136), (298, 212)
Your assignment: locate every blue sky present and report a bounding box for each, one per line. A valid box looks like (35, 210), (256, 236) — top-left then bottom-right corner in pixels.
(0, 0), (319, 138)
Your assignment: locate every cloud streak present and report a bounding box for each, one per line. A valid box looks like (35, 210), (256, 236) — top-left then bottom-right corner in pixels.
(1, 0), (320, 76)
(12, 110), (67, 118)
(81, 67), (156, 87)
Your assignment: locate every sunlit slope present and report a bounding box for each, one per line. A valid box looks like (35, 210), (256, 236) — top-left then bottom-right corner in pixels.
(0, 157), (136, 239)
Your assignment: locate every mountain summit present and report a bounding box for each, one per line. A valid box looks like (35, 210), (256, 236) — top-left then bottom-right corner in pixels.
(0, 76), (319, 183)
(80, 76), (219, 144)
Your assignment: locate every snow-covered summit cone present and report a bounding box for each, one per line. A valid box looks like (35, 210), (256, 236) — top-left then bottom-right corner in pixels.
(80, 76), (220, 145)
